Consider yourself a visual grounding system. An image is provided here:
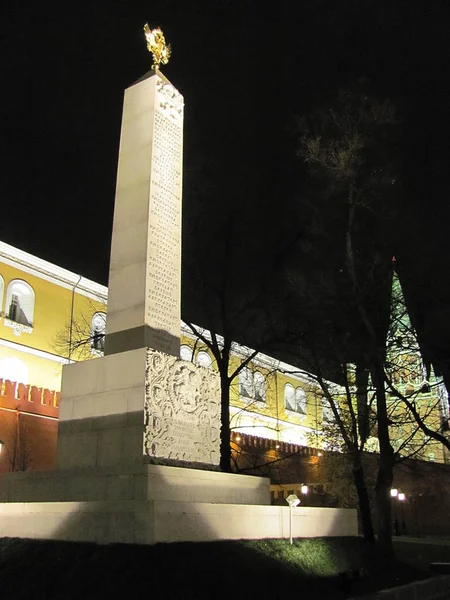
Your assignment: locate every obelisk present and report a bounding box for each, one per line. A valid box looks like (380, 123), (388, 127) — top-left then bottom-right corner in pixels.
(57, 27), (220, 472)
(105, 28), (183, 358)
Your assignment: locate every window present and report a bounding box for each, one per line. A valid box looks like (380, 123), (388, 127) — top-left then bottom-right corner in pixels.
(322, 398), (335, 424)
(5, 280), (35, 328)
(284, 384), (307, 415)
(91, 312), (106, 354)
(0, 275), (4, 316)
(239, 367), (266, 403)
(253, 371), (266, 402)
(295, 387), (307, 414)
(239, 367), (253, 399)
(196, 351), (212, 369)
(180, 345), (193, 362)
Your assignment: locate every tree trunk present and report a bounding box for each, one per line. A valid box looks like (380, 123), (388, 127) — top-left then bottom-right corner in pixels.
(219, 376), (231, 472)
(352, 456), (375, 543)
(372, 363), (395, 555)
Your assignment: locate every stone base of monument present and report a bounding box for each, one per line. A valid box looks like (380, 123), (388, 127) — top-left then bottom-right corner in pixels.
(0, 464), (268, 506)
(0, 496), (357, 545)
(56, 347), (223, 472)
(0, 348), (358, 544)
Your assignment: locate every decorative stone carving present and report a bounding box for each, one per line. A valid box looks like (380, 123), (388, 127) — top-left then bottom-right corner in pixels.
(144, 348), (221, 467)
(4, 318), (33, 336)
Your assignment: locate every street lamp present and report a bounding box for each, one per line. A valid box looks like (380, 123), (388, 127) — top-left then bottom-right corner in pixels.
(286, 494), (300, 545)
(301, 484), (309, 496)
(391, 488), (399, 535)
(398, 492), (406, 534)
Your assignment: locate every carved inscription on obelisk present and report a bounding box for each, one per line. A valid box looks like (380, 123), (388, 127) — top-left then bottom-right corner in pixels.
(146, 79), (183, 356)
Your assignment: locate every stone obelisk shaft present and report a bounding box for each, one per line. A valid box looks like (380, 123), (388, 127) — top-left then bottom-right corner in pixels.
(105, 70), (184, 357)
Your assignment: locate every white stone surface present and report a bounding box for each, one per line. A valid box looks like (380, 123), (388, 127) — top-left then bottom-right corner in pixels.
(144, 464), (270, 505)
(60, 348), (147, 403)
(0, 499), (357, 545)
(144, 349), (221, 466)
(0, 464), (270, 506)
(57, 349), (147, 470)
(58, 348), (222, 470)
(106, 71), (183, 357)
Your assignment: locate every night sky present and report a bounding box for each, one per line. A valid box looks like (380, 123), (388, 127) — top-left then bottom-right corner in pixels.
(3, 2), (450, 362)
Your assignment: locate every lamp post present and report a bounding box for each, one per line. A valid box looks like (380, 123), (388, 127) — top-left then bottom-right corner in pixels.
(391, 488), (399, 535)
(286, 494), (300, 545)
(398, 492), (406, 534)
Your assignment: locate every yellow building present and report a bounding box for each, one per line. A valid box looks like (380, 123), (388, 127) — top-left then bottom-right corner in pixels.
(0, 240), (447, 466)
(0, 241), (107, 391)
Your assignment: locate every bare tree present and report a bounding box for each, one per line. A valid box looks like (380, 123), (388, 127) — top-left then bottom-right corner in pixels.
(295, 83), (401, 553)
(53, 298), (107, 361)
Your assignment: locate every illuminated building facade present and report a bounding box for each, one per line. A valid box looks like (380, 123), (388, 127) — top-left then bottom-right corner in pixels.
(0, 241), (448, 473)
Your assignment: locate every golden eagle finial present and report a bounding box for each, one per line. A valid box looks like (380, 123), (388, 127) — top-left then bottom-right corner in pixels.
(143, 24), (171, 69)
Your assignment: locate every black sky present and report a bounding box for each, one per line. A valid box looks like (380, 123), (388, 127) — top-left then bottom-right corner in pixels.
(2, 1), (450, 301)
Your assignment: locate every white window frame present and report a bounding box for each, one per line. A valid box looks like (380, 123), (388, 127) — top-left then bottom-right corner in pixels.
(4, 279), (35, 335)
(180, 344), (194, 362)
(239, 367), (266, 403)
(196, 350), (213, 369)
(91, 312), (106, 355)
(284, 383), (307, 415)
(239, 366), (253, 399)
(321, 397), (335, 424)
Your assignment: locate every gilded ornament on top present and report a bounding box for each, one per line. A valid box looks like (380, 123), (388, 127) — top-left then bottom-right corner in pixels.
(143, 24), (171, 69)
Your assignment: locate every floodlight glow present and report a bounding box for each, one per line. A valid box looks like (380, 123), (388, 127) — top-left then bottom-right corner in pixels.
(235, 436), (241, 442)
(301, 485), (309, 495)
(286, 494), (300, 507)
(390, 488), (398, 498)
(317, 452), (323, 457)
(398, 492), (406, 501)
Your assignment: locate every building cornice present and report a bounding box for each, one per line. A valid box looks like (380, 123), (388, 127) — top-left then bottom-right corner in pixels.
(0, 242), (108, 303)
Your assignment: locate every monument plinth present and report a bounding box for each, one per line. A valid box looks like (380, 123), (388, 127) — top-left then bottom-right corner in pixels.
(106, 70), (183, 358)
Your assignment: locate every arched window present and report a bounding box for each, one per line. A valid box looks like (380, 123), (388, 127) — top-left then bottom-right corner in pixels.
(322, 398), (335, 424)
(5, 280), (35, 328)
(284, 383), (295, 411)
(285, 384), (306, 414)
(180, 345), (193, 362)
(295, 387), (307, 415)
(239, 368), (266, 403)
(196, 351), (212, 369)
(239, 367), (253, 399)
(91, 312), (106, 354)
(0, 275), (4, 316)
(253, 371), (266, 403)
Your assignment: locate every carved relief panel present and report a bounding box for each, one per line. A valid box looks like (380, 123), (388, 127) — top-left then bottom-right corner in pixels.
(144, 349), (221, 467)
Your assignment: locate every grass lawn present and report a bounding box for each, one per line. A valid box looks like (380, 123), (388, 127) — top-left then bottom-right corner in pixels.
(0, 536), (444, 599)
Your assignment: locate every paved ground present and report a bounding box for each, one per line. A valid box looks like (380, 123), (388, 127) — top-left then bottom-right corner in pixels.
(394, 535), (450, 546)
